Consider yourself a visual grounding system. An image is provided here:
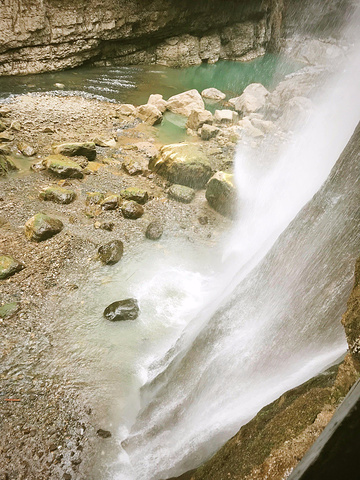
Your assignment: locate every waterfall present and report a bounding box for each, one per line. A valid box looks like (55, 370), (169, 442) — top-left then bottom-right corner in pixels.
(107, 23), (360, 480)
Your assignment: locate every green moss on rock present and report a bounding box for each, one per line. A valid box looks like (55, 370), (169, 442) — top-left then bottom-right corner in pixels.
(44, 154), (84, 179)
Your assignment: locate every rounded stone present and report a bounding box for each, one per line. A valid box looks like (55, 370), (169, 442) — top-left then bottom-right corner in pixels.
(121, 200), (144, 219)
(0, 255), (24, 280)
(103, 299), (140, 321)
(98, 240), (124, 265)
(145, 221), (163, 240)
(168, 184), (195, 203)
(25, 213), (64, 242)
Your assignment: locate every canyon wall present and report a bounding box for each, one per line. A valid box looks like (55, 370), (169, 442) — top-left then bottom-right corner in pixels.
(0, 0), (284, 76)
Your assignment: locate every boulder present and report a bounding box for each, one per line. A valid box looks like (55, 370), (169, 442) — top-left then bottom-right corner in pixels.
(121, 200), (144, 219)
(145, 221), (163, 240)
(214, 110), (239, 125)
(25, 213), (64, 241)
(200, 124), (220, 141)
(103, 298), (139, 322)
(120, 188), (149, 205)
(0, 255), (24, 280)
(98, 240), (123, 265)
(39, 186), (76, 204)
(186, 109), (213, 131)
(0, 155), (18, 176)
(44, 154), (84, 179)
(148, 94), (168, 113)
(150, 143), (212, 189)
(167, 89), (205, 117)
(201, 88), (226, 101)
(229, 83), (269, 114)
(100, 195), (120, 210)
(52, 142), (96, 161)
(205, 171), (237, 218)
(118, 104), (137, 116)
(18, 143), (36, 157)
(86, 192), (104, 205)
(168, 184), (195, 204)
(136, 104), (163, 126)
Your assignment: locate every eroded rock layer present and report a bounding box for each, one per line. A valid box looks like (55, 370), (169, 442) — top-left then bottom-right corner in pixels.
(0, 0), (284, 75)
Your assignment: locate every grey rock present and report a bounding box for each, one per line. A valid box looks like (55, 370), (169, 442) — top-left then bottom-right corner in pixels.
(98, 240), (123, 265)
(103, 299), (139, 321)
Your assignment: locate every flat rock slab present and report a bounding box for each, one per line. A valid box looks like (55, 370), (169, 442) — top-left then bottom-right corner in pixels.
(103, 299), (140, 321)
(168, 184), (195, 204)
(52, 142), (96, 161)
(0, 255), (24, 279)
(44, 155), (84, 179)
(25, 213), (64, 242)
(39, 186), (76, 204)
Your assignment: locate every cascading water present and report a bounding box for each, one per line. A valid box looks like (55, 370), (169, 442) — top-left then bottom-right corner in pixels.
(101, 16), (360, 480)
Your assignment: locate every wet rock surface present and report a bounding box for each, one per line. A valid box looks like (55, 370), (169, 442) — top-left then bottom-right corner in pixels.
(205, 171), (237, 218)
(145, 220), (164, 240)
(103, 298), (140, 321)
(97, 240), (124, 265)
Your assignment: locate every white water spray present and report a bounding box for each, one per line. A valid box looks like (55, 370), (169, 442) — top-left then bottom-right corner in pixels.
(105, 25), (360, 480)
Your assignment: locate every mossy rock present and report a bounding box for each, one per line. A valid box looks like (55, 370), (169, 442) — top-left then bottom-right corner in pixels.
(39, 186), (76, 204)
(150, 143), (212, 189)
(168, 184), (195, 204)
(25, 213), (63, 242)
(52, 142), (96, 161)
(120, 188), (149, 205)
(0, 302), (20, 318)
(205, 171), (237, 218)
(44, 155), (84, 179)
(0, 154), (18, 176)
(86, 192), (105, 205)
(0, 255), (24, 279)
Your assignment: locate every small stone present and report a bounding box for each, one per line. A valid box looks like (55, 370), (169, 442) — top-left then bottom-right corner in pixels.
(10, 121), (21, 131)
(25, 213), (64, 242)
(198, 216), (208, 225)
(0, 256), (24, 280)
(63, 474), (72, 480)
(44, 155), (84, 179)
(100, 222), (114, 231)
(98, 240), (124, 265)
(31, 161), (46, 172)
(122, 158), (143, 176)
(0, 302), (20, 318)
(103, 299), (139, 321)
(96, 429), (112, 438)
(54, 83), (65, 89)
(201, 88), (226, 101)
(86, 192), (104, 205)
(168, 184), (195, 203)
(214, 110), (239, 125)
(39, 186), (76, 205)
(52, 142), (96, 161)
(43, 126), (55, 134)
(100, 195), (120, 210)
(118, 104), (136, 116)
(120, 188), (148, 205)
(18, 143), (36, 157)
(49, 443), (57, 452)
(121, 201), (144, 219)
(145, 221), (163, 240)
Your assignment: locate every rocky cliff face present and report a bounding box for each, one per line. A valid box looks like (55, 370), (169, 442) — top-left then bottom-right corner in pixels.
(0, 0), (283, 76)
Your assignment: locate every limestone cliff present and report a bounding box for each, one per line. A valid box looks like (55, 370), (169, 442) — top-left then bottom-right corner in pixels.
(0, 0), (284, 76)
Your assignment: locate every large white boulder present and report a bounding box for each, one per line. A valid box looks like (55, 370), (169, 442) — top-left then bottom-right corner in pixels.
(201, 88), (226, 101)
(214, 109), (239, 125)
(186, 109), (213, 131)
(136, 104), (163, 125)
(230, 83), (269, 114)
(167, 89), (205, 117)
(147, 94), (168, 113)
